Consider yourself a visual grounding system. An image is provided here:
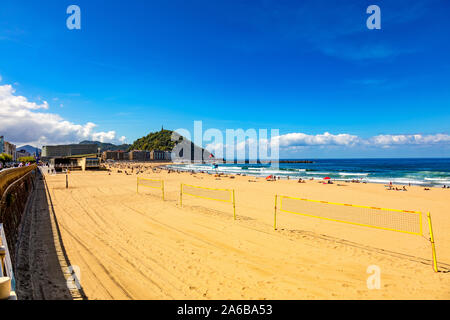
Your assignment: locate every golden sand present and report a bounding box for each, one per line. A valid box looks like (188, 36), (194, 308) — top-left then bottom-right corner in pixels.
(42, 164), (450, 299)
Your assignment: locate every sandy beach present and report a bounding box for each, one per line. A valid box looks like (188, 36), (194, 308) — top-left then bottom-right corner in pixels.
(37, 163), (450, 299)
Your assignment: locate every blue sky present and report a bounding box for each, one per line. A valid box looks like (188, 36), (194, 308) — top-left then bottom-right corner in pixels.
(0, 0), (449, 158)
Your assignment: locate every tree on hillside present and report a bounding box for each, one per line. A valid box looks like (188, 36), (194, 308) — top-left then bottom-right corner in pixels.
(128, 129), (213, 161)
(0, 153), (13, 165)
(128, 129), (181, 151)
(18, 156), (36, 163)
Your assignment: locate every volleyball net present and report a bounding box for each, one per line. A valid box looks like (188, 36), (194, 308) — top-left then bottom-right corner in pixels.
(180, 183), (236, 220)
(274, 195), (438, 272)
(137, 177), (165, 200)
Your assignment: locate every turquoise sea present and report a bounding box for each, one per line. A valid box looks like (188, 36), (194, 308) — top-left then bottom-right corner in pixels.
(168, 158), (450, 187)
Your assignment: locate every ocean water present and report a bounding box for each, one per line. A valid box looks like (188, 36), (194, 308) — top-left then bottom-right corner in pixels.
(167, 158), (450, 187)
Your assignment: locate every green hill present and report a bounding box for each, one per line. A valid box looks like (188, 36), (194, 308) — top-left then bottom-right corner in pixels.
(129, 129), (178, 152)
(129, 129), (213, 161)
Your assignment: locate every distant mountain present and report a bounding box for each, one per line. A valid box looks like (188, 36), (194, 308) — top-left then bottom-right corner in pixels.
(79, 140), (131, 152)
(17, 145), (41, 155)
(130, 129), (213, 161)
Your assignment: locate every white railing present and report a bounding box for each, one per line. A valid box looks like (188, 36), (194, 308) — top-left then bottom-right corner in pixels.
(0, 224), (17, 300)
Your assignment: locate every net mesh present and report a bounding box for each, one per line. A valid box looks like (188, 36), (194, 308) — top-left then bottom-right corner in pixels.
(280, 196), (422, 235)
(138, 178), (162, 189)
(182, 184), (232, 202)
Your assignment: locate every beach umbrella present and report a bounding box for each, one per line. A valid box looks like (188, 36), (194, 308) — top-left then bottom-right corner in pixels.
(323, 177), (331, 180)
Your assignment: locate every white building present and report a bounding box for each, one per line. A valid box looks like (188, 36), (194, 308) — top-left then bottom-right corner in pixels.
(3, 140), (16, 161)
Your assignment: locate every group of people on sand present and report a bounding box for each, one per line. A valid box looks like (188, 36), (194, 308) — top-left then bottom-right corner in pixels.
(266, 176), (317, 183)
(266, 175), (280, 181)
(104, 161), (162, 175)
(387, 185), (408, 191)
(166, 168), (181, 174)
(385, 181), (449, 191)
(386, 181), (407, 191)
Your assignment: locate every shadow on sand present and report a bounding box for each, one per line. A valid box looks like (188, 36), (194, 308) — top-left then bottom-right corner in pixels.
(15, 171), (87, 300)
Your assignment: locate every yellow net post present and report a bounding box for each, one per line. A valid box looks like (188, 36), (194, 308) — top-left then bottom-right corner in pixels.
(161, 180), (165, 201)
(232, 189), (236, 220)
(427, 212), (438, 272)
(180, 183), (183, 207)
(274, 194), (277, 230)
(419, 210), (423, 236)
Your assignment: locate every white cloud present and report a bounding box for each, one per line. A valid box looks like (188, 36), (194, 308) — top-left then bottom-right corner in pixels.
(272, 132), (450, 149)
(0, 83), (126, 147)
(371, 134), (450, 146)
(273, 132), (361, 148)
(0, 84), (49, 110)
(204, 132), (450, 155)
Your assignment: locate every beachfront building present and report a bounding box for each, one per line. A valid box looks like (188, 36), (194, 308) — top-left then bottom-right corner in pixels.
(0, 136), (4, 154)
(49, 155), (100, 172)
(3, 140), (17, 161)
(164, 151), (171, 160)
(41, 143), (100, 172)
(79, 157), (101, 171)
(150, 150), (165, 160)
(42, 144), (99, 158)
(102, 150), (128, 161)
(102, 149), (171, 162)
(129, 150), (150, 161)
